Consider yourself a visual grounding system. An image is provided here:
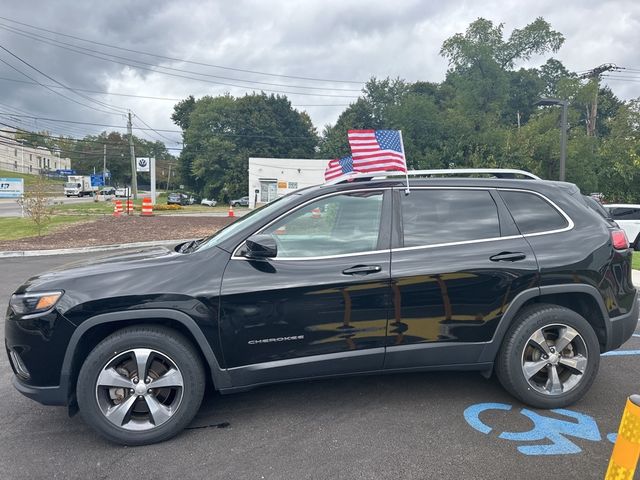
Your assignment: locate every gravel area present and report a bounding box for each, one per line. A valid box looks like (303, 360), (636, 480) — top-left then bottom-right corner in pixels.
(0, 215), (236, 251)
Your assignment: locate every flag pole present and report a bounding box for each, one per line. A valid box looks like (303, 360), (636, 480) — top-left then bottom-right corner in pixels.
(398, 130), (410, 194)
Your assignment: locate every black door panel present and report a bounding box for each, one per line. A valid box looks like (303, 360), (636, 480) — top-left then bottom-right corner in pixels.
(219, 189), (392, 374)
(386, 187), (539, 368)
(220, 255), (390, 369)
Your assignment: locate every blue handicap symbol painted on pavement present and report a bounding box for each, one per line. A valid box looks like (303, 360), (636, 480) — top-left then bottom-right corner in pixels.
(464, 403), (603, 455)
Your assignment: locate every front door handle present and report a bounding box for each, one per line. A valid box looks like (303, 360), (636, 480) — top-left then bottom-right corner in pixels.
(490, 252), (526, 262)
(342, 265), (382, 275)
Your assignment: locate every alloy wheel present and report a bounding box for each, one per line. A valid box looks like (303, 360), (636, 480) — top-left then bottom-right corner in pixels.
(521, 324), (588, 396)
(95, 348), (184, 431)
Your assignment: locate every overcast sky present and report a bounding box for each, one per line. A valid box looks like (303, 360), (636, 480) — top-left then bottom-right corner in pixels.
(0, 0), (638, 153)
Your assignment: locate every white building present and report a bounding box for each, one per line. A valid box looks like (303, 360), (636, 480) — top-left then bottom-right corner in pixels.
(248, 157), (328, 208)
(0, 128), (71, 174)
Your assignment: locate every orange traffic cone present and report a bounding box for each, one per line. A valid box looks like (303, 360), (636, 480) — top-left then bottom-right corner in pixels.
(141, 197), (153, 216)
(126, 199), (134, 215)
(228, 205), (235, 218)
(113, 200), (123, 217)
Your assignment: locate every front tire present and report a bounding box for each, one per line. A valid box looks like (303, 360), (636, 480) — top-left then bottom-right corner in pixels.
(77, 325), (205, 445)
(495, 304), (600, 409)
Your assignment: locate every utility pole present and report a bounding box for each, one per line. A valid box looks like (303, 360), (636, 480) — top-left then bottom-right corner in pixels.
(578, 63), (623, 136)
(127, 111), (138, 199)
(166, 163), (172, 191)
(103, 143), (106, 186)
(536, 98), (569, 182)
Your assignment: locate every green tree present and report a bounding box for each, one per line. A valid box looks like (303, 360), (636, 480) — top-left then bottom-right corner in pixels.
(175, 93), (318, 200)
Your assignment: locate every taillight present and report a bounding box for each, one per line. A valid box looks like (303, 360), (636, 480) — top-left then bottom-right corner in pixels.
(611, 229), (629, 250)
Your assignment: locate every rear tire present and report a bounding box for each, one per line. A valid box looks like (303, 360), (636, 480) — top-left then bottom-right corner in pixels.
(495, 304), (600, 409)
(77, 325), (205, 445)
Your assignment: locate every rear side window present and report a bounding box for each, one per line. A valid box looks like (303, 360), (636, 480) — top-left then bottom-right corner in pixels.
(500, 190), (568, 234)
(401, 189), (500, 247)
(608, 207), (640, 220)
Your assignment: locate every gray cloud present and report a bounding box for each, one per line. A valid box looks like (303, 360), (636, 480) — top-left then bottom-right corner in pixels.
(0, 0), (638, 149)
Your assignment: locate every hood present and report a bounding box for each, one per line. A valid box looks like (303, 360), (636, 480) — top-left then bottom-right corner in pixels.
(17, 245), (182, 293)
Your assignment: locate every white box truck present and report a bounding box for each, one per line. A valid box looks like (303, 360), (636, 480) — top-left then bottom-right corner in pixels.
(64, 175), (97, 197)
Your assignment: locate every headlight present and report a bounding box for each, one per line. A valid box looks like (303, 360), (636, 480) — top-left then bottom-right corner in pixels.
(10, 291), (63, 315)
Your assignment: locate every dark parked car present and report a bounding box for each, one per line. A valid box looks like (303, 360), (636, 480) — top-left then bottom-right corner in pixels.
(231, 196), (249, 207)
(167, 192), (188, 206)
(6, 169), (637, 445)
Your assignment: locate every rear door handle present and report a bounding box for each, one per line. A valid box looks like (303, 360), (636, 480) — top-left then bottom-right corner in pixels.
(490, 252), (526, 262)
(342, 265), (382, 275)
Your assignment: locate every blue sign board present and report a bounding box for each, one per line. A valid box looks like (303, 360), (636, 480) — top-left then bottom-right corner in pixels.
(56, 169), (76, 175)
(0, 178), (24, 198)
(90, 174), (104, 187)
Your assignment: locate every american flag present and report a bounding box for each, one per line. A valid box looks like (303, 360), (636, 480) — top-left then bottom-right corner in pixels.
(348, 129), (407, 173)
(324, 155), (356, 181)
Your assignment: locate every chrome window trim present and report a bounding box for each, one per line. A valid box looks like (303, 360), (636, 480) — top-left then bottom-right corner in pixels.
(390, 186), (574, 253)
(230, 185), (574, 261)
(497, 188), (574, 237)
(231, 187), (391, 261)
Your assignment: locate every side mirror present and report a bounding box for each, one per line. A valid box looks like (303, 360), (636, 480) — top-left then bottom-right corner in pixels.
(245, 234), (277, 259)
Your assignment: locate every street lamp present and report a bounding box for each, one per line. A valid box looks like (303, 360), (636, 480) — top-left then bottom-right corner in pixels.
(535, 97), (569, 182)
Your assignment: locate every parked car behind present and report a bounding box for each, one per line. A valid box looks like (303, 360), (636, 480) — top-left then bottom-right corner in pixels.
(98, 187), (116, 200)
(602, 204), (640, 250)
(167, 193), (189, 206)
(231, 196), (249, 207)
(201, 198), (217, 207)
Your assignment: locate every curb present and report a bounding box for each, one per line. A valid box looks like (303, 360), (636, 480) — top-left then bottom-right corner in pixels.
(0, 239), (195, 258)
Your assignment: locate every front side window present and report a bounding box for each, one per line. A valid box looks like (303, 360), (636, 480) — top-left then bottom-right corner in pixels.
(500, 190), (568, 234)
(262, 191), (385, 258)
(400, 189), (500, 247)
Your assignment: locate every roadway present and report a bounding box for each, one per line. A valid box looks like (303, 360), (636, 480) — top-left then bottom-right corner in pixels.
(0, 253), (638, 479)
(0, 196), (89, 217)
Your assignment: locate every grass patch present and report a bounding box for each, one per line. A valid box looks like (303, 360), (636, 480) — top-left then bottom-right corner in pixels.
(52, 200), (113, 215)
(633, 252), (640, 270)
(0, 216), (87, 241)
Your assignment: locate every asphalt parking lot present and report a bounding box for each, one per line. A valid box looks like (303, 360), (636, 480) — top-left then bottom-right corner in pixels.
(1, 253), (639, 479)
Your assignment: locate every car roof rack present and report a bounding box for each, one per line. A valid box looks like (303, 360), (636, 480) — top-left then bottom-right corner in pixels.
(326, 168), (540, 184)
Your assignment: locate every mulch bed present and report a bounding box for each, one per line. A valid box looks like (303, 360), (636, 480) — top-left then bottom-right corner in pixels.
(0, 215), (236, 251)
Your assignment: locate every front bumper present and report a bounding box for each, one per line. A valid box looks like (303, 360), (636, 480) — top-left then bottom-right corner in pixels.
(12, 375), (68, 406)
(606, 289), (639, 351)
(5, 308), (76, 406)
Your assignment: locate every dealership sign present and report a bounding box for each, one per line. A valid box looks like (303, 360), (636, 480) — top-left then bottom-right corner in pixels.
(0, 178), (24, 198)
(136, 157), (151, 172)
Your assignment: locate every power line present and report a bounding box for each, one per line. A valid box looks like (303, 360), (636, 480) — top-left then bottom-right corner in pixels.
(0, 131), (183, 159)
(0, 101), (109, 138)
(0, 114), (316, 140)
(0, 43), (128, 115)
(0, 27), (358, 98)
(0, 51), (125, 117)
(0, 23), (361, 93)
(0, 76), (353, 107)
(0, 15), (365, 85)
(131, 115), (181, 144)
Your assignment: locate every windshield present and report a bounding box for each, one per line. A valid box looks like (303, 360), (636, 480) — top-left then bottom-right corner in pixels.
(195, 193), (301, 252)
(64, 182), (78, 188)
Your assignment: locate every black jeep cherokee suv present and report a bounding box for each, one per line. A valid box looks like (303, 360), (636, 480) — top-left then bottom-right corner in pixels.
(5, 170), (638, 445)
